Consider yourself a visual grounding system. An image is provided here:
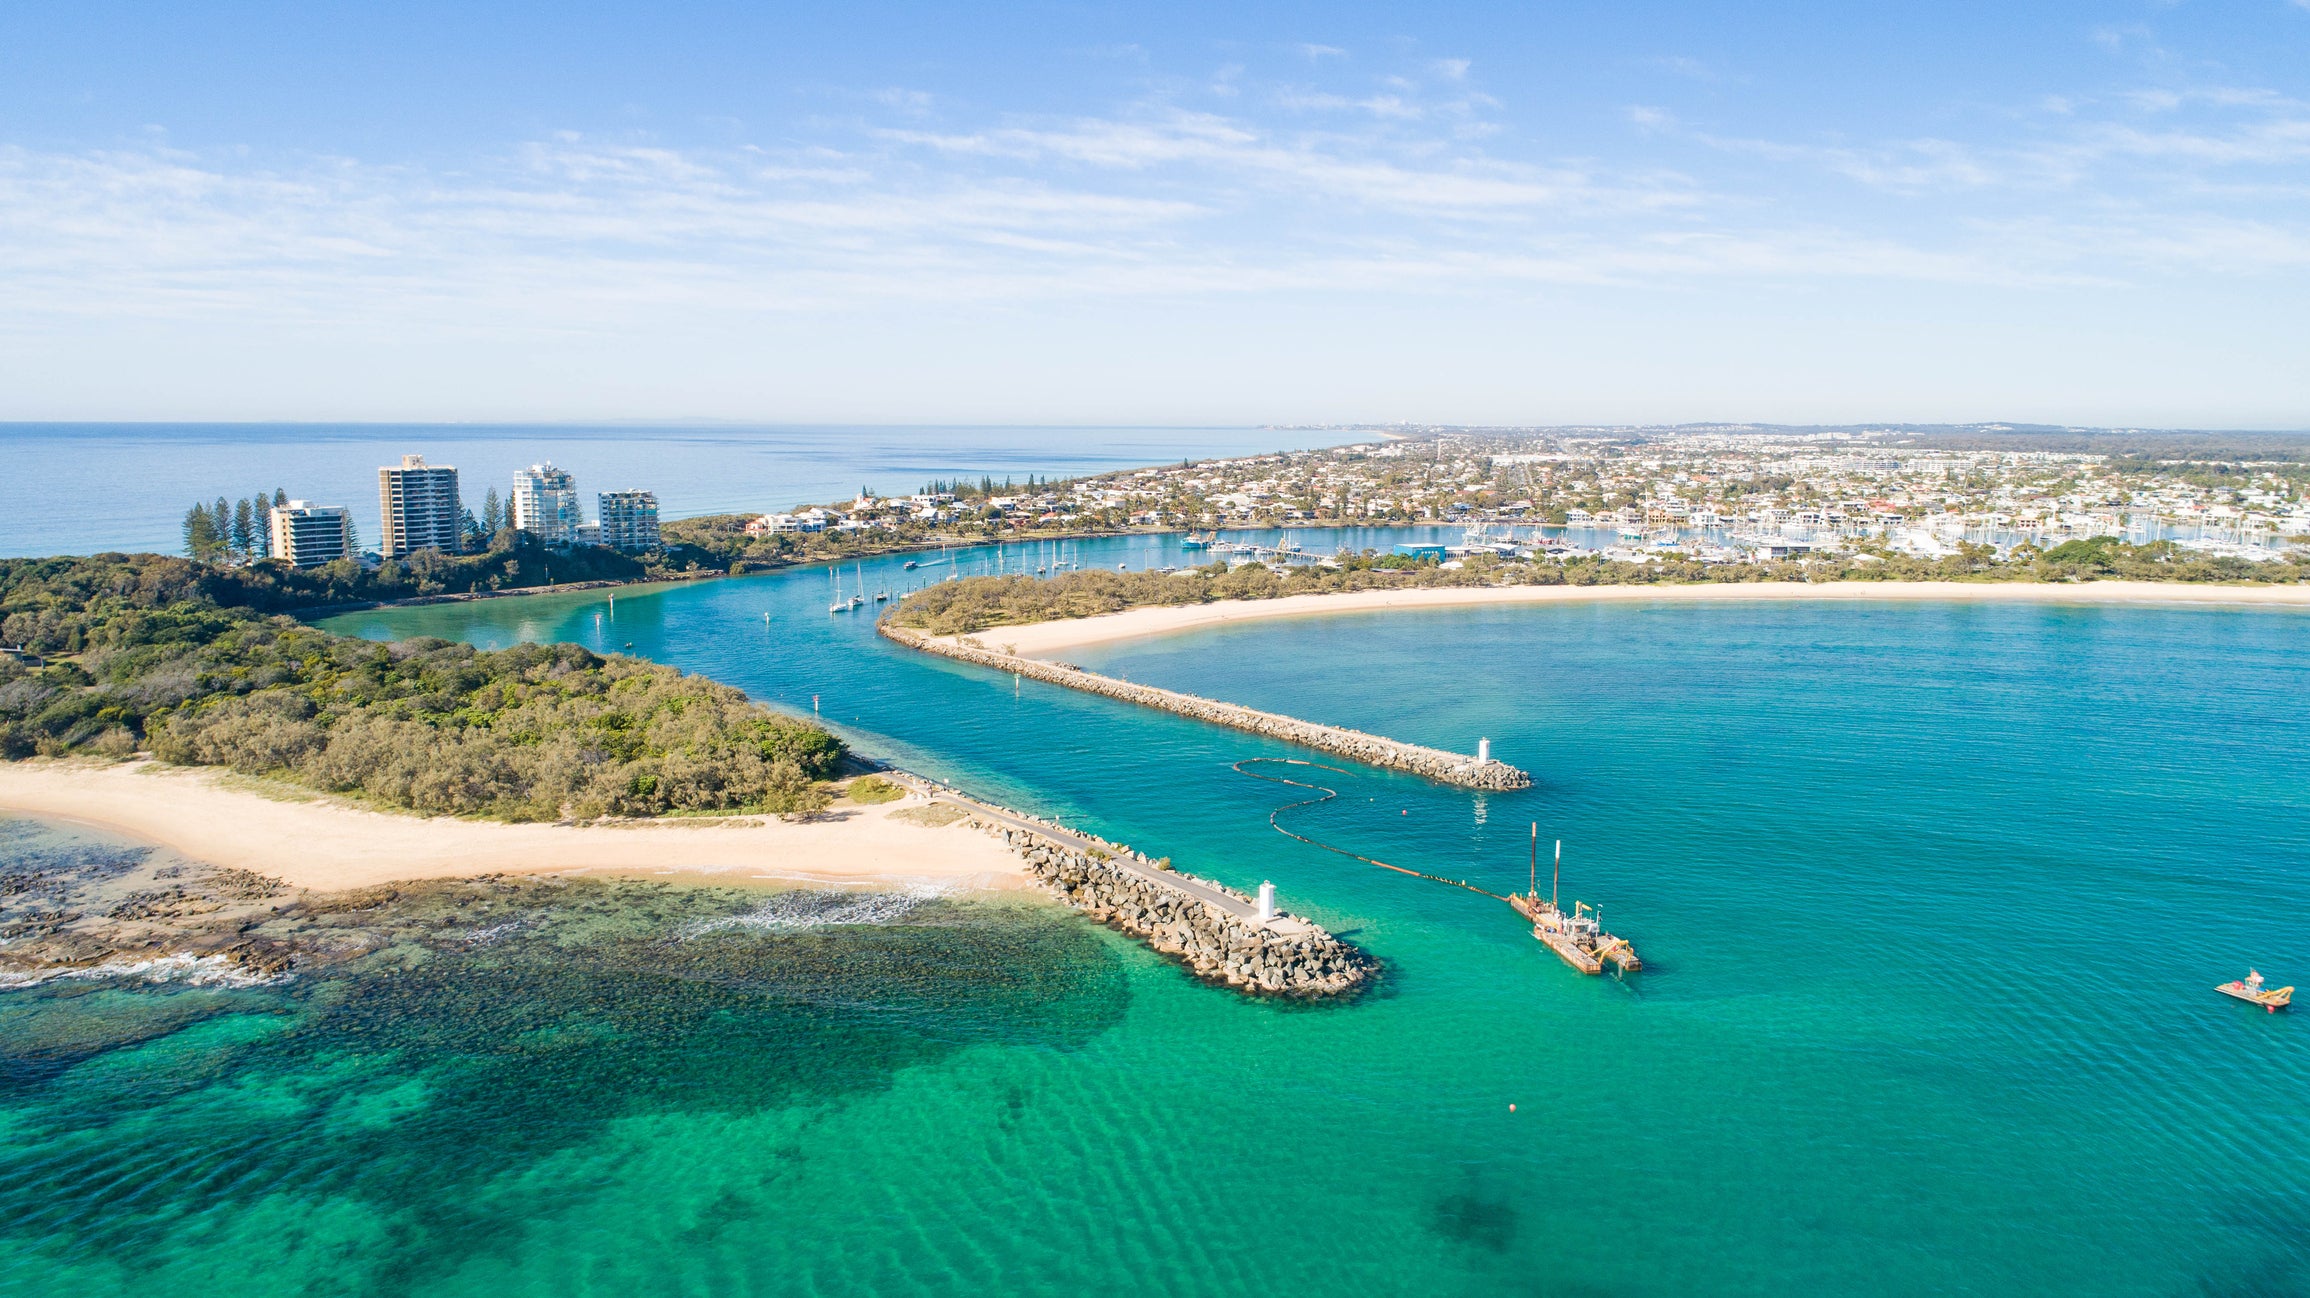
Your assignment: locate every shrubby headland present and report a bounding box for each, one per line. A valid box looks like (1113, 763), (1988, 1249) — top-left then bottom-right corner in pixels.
(0, 553), (842, 820)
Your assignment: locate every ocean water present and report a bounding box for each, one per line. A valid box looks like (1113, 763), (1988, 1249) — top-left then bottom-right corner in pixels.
(0, 423), (1343, 558)
(5, 540), (2308, 1294)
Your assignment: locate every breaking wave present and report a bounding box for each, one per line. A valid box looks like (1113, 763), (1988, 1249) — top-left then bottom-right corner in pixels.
(675, 886), (950, 939)
(0, 952), (290, 991)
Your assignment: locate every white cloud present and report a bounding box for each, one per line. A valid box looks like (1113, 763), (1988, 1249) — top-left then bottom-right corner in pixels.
(1, 58), (2305, 355)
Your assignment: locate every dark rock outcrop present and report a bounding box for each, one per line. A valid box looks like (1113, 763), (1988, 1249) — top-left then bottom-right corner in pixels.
(978, 820), (1374, 998)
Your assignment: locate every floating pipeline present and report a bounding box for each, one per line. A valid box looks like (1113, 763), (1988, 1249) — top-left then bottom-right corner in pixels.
(880, 622), (1533, 791)
(971, 819), (1376, 998)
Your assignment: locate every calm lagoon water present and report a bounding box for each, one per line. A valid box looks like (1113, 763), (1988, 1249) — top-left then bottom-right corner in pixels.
(6, 535), (2309, 1295)
(0, 423), (1343, 557)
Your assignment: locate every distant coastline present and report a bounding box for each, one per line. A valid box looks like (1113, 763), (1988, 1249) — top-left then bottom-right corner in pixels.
(953, 580), (2310, 657)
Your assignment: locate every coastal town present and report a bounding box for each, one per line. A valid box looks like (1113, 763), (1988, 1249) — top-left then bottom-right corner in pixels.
(160, 426), (2310, 579)
(797, 424), (2310, 566)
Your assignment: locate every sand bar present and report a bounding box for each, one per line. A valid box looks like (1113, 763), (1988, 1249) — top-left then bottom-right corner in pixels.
(0, 759), (1025, 893)
(963, 580), (2310, 657)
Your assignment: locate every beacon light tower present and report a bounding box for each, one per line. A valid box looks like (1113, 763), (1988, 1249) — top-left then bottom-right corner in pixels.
(1256, 881), (1276, 923)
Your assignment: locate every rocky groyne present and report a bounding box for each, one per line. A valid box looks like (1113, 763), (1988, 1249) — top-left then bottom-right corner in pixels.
(975, 819), (1374, 998)
(880, 623), (1532, 790)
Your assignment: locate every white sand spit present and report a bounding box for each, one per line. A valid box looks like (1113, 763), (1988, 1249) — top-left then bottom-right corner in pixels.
(0, 759), (1025, 892)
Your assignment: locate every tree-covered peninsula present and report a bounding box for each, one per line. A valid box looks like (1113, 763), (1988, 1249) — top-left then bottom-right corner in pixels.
(886, 538), (2306, 637)
(0, 554), (842, 820)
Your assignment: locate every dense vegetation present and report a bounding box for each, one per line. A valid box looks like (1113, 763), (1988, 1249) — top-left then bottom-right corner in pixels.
(659, 510), (1115, 574)
(1, 554), (842, 820)
(657, 514), (945, 573)
(888, 540), (2307, 636)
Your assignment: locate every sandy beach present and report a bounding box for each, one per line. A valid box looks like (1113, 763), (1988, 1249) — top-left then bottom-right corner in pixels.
(0, 759), (1025, 893)
(965, 579), (2310, 656)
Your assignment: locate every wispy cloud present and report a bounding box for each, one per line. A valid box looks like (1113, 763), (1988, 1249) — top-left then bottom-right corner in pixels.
(1, 53), (2305, 345)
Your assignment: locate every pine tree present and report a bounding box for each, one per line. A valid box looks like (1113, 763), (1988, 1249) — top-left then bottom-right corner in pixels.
(250, 491), (273, 557)
(210, 499), (231, 556)
(232, 499), (256, 556)
(183, 505), (215, 558)
(482, 487), (503, 535)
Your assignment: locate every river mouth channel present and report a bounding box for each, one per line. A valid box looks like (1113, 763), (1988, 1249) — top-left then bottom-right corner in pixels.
(4, 540), (2304, 1296)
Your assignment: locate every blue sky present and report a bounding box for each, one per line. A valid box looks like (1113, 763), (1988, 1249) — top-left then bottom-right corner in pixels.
(2, 1), (2306, 427)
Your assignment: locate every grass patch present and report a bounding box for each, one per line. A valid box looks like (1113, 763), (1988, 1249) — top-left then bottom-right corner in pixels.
(889, 803), (967, 827)
(845, 775), (905, 804)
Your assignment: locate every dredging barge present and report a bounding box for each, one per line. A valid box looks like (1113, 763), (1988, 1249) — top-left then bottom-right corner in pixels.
(1509, 833), (1641, 975)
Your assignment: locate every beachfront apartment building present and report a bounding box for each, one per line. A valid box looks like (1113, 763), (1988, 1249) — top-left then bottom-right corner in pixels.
(513, 463), (583, 545)
(268, 500), (354, 567)
(377, 455), (463, 558)
(597, 490), (661, 551)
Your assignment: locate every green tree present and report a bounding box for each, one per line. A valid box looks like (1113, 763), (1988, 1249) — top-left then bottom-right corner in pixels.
(183, 504), (219, 559)
(231, 499), (257, 556)
(481, 487), (503, 534)
(211, 498), (232, 554)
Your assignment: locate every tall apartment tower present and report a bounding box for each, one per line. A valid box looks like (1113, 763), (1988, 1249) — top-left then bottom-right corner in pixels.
(597, 490), (661, 551)
(377, 455), (463, 557)
(269, 501), (355, 567)
(512, 463), (582, 545)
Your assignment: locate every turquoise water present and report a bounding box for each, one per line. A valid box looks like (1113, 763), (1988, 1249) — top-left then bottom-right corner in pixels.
(6, 545), (2308, 1294)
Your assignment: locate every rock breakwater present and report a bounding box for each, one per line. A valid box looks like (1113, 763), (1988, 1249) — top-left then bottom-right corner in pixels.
(976, 819), (1374, 997)
(881, 623), (1532, 790)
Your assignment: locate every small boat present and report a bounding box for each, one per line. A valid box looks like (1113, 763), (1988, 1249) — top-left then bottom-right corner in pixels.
(849, 594), (863, 609)
(1180, 531), (1214, 551)
(2217, 970), (2293, 1013)
(873, 591), (888, 602)
(1512, 834), (1639, 975)
(902, 560), (917, 570)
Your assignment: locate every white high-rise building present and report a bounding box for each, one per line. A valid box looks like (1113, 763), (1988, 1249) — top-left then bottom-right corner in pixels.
(377, 455), (462, 558)
(513, 463), (582, 545)
(269, 501), (354, 567)
(597, 490), (660, 551)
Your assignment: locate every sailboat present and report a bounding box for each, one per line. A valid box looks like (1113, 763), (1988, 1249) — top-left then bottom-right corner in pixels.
(849, 563), (865, 609)
(828, 567), (849, 614)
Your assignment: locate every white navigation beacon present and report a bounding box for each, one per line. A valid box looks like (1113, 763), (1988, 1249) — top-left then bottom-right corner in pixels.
(1256, 881), (1277, 923)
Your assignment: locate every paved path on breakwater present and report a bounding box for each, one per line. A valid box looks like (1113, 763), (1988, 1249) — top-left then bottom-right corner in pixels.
(883, 771), (1293, 930)
(880, 622), (1532, 791)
